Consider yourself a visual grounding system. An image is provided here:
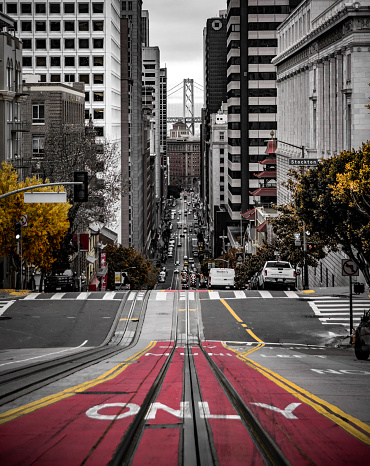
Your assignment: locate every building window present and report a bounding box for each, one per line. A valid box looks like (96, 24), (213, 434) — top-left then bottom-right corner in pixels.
(50, 56), (60, 67)
(36, 57), (46, 67)
(64, 21), (75, 32)
(93, 38), (104, 48)
(64, 38), (75, 49)
(93, 21), (104, 31)
(79, 74), (90, 84)
(21, 3), (32, 14)
(64, 3), (75, 14)
(49, 4), (60, 14)
(39, 75), (46, 82)
(85, 92), (90, 102)
(93, 74), (104, 84)
(93, 56), (104, 66)
(50, 21), (60, 32)
(7, 4), (17, 14)
(35, 21), (46, 32)
(50, 74), (61, 82)
(50, 39), (60, 49)
(93, 91), (104, 101)
(21, 21), (32, 32)
(94, 109), (104, 120)
(22, 56), (32, 67)
(219, 132), (225, 141)
(36, 39), (46, 49)
(65, 74), (75, 82)
(35, 3), (46, 14)
(32, 103), (45, 123)
(92, 3), (104, 14)
(79, 38), (89, 48)
(95, 127), (104, 137)
(79, 21), (89, 32)
(65, 56), (75, 67)
(79, 56), (89, 66)
(79, 3), (89, 14)
(32, 136), (45, 157)
(22, 39), (32, 49)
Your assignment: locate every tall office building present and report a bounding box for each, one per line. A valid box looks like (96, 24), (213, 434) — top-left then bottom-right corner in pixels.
(225, 0), (300, 222)
(202, 11), (227, 207)
(159, 67), (168, 202)
(1, 1), (121, 142)
(121, 0), (144, 250)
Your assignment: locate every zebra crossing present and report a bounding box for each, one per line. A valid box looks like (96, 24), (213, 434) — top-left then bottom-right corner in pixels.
(0, 300), (15, 317)
(307, 297), (370, 328)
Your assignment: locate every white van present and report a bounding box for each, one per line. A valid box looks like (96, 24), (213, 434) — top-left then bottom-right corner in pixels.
(208, 268), (235, 289)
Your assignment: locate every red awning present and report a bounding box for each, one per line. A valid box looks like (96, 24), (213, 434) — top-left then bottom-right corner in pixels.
(254, 171), (276, 179)
(265, 139), (277, 154)
(249, 187), (277, 196)
(256, 221), (267, 232)
(241, 208), (255, 220)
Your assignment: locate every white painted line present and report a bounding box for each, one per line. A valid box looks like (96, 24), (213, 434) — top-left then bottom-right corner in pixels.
(0, 340), (88, 367)
(127, 292), (136, 301)
(51, 293), (65, 300)
(209, 291), (220, 300)
(103, 291), (116, 300)
(76, 292), (90, 300)
(188, 291), (195, 300)
(23, 293), (40, 300)
(0, 301), (15, 317)
(234, 290), (246, 299)
(156, 293), (168, 301)
(259, 290), (273, 298)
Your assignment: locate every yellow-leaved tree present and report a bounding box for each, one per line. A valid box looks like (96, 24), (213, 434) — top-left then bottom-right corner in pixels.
(0, 163), (71, 272)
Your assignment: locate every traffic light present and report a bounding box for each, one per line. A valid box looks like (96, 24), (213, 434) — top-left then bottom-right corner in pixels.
(15, 222), (21, 240)
(74, 171), (89, 202)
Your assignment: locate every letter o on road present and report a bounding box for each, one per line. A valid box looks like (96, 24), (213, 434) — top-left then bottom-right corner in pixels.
(86, 403), (140, 420)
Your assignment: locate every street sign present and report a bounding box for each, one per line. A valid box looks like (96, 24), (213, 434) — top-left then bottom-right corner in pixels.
(20, 214), (28, 227)
(289, 159), (318, 166)
(24, 192), (67, 203)
(342, 259), (359, 276)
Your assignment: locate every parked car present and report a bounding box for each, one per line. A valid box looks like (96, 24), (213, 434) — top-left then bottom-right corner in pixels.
(257, 261), (296, 290)
(355, 310), (370, 360)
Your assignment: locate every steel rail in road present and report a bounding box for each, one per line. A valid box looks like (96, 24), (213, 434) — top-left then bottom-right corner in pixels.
(110, 290), (289, 466)
(0, 291), (150, 407)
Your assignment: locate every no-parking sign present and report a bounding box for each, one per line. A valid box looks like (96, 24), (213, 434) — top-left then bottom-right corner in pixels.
(342, 259), (359, 276)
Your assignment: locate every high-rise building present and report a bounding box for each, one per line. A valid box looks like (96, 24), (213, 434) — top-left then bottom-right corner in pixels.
(121, 0), (145, 250)
(224, 0), (300, 235)
(1, 0), (121, 142)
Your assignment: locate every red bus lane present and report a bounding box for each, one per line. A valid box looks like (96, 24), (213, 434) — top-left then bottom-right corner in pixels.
(0, 342), (172, 465)
(202, 341), (370, 465)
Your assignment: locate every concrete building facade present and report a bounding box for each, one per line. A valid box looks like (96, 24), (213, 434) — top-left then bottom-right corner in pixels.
(273, 0), (370, 288)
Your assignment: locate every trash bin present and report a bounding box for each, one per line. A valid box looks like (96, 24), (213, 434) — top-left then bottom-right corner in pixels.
(353, 282), (365, 294)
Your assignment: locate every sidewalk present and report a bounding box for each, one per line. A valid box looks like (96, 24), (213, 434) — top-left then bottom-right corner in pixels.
(297, 285), (370, 299)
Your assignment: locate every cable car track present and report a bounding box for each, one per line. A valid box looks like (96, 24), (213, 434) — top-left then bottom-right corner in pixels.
(0, 291), (150, 407)
(109, 290), (289, 466)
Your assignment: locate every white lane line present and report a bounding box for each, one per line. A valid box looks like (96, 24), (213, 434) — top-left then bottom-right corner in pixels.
(0, 301), (15, 317)
(155, 293), (168, 301)
(188, 291), (195, 300)
(0, 340), (88, 367)
(23, 293), (40, 300)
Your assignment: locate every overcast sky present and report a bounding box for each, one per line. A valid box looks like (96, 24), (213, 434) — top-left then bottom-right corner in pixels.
(143, 0), (227, 115)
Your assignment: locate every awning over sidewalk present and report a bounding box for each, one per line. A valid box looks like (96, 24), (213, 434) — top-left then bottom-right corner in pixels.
(256, 221), (267, 232)
(249, 188), (277, 196)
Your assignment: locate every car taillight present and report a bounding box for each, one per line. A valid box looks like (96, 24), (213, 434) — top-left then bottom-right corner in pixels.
(294, 270), (296, 277)
(264, 270), (267, 275)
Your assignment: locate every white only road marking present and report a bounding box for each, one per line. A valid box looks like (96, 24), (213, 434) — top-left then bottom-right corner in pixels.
(0, 340), (88, 367)
(103, 291), (116, 300)
(209, 291), (220, 300)
(50, 293), (65, 300)
(251, 402), (301, 419)
(0, 300), (15, 316)
(259, 290), (273, 298)
(77, 292), (90, 300)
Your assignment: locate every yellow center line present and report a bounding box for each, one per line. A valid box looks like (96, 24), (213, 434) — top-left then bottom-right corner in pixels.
(0, 341), (157, 425)
(222, 344), (370, 445)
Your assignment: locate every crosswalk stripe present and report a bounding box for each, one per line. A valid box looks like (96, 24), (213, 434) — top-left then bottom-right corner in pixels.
(234, 290), (246, 299)
(76, 292), (90, 300)
(0, 301), (14, 316)
(209, 291), (220, 300)
(51, 293), (65, 300)
(103, 291), (116, 300)
(23, 293), (40, 300)
(258, 290), (273, 298)
(308, 299), (370, 327)
(284, 291), (299, 298)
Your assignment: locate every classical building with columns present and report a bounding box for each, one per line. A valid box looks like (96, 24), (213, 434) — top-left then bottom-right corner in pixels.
(273, 0), (370, 287)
